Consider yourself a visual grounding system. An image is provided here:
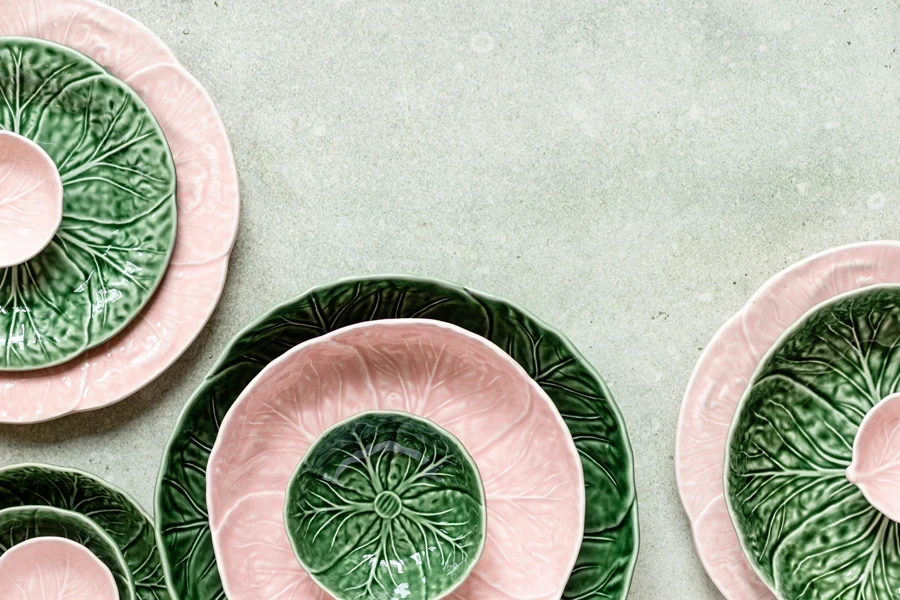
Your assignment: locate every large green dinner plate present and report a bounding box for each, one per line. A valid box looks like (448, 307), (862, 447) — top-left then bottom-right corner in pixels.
(0, 38), (177, 370)
(0, 463), (170, 600)
(156, 275), (639, 600)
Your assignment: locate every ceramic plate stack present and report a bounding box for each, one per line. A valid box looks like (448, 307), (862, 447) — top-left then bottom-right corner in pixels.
(156, 276), (639, 600)
(0, 2), (237, 592)
(677, 242), (900, 600)
(0, 463), (166, 600)
(0, 0), (239, 423)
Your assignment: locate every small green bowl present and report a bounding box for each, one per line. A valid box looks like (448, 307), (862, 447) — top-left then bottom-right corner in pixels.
(284, 410), (486, 600)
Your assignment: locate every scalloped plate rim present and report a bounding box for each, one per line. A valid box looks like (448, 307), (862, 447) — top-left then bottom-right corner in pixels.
(208, 317), (585, 600)
(156, 273), (639, 599)
(49, 60), (237, 421)
(676, 241), (900, 510)
(0, 462), (155, 523)
(0, 461), (156, 599)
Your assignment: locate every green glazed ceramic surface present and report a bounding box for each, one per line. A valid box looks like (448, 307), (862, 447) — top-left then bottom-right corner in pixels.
(157, 275), (638, 600)
(285, 410), (486, 600)
(726, 285), (900, 600)
(0, 37), (176, 371)
(0, 505), (135, 600)
(0, 464), (170, 600)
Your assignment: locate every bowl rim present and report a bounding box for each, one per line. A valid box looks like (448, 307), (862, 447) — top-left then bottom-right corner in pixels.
(0, 535), (118, 596)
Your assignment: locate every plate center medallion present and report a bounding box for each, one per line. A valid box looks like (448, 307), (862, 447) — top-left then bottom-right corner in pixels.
(373, 490), (402, 519)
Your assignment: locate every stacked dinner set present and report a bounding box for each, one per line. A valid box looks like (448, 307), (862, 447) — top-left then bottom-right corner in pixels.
(0, 2), (639, 599)
(0, 0), (239, 598)
(156, 277), (638, 600)
(9, 1), (900, 600)
(677, 241), (900, 600)
(0, 13), (643, 592)
(0, 0), (239, 421)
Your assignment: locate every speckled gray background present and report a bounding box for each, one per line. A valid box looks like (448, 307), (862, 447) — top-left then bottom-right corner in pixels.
(2, 1), (899, 598)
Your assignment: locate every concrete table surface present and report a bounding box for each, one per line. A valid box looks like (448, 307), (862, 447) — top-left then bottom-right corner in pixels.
(2, 1), (899, 598)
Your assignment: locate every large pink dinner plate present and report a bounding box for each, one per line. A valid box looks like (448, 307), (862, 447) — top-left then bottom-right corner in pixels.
(0, 0), (240, 422)
(207, 319), (585, 600)
(0, 537), (118, 600)
(675, 241), (900, 599)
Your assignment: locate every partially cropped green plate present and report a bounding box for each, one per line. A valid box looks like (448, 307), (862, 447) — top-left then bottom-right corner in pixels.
(157, 275), (638, 600)
(0, 505), (135, 600)
(726, 285), (900, 600)
(286, 410), (486, 600)
(0, 37), (176, 371)
(0, 463), (170, 600)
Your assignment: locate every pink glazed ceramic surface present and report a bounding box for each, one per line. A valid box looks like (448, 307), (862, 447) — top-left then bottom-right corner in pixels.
(207, 319), (585, 600)
(0, 537), (118, 600)
(0, 0), (239, 422)
(846, 392), (900, 523)
(0, 131), (63, 268)
(676, 241), (900, 599)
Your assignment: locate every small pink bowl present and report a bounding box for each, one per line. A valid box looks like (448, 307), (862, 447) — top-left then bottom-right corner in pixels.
(0, 537), (117, 600)
(0, 132), (63, 268)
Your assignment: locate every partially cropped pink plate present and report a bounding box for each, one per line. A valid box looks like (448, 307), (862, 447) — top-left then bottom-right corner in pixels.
(0, 0), (239, 422)
(676, 241), (900, 599)
(0, 537), (118, 600)
(207, 319), (585, 600)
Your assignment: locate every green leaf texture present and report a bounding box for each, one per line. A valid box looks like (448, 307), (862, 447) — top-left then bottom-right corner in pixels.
(727, 286), (900, 600)
(0, 38), (176, 370)
(0, 464), (170, 600)
(0, 505), (135, 600)
(286, 411), (485, 600)
(157, 276), (638, 600)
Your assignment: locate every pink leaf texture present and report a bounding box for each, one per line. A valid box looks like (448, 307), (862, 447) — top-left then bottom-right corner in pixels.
(0, 537), (118, 600)
(847, 392), (900, 522)
(0, 132), (62, 267)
